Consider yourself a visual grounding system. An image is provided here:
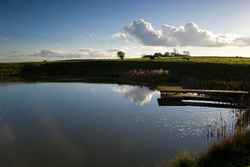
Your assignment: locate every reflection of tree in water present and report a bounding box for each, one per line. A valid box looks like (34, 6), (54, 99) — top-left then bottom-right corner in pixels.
(235, 96), (250, 132)
(234, 108), (250, 133)
(206, 108), (250, 144)
(206, 112), (233, 144)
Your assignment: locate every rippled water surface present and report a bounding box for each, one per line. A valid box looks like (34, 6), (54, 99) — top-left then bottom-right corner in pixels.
(0, 83), (237, 167)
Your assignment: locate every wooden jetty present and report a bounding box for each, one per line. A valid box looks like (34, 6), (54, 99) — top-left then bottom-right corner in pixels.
(158, 86), (248, 95)
(157, 86), (249, 109)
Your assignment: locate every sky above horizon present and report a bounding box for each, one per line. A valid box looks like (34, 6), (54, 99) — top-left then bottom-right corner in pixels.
(1, 0), (250, 61)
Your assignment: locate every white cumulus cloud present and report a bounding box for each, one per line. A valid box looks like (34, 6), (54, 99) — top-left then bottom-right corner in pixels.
(115, 19), (250, 47)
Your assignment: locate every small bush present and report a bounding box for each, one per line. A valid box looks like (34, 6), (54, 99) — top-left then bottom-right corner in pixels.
(167, 153), (197, 167)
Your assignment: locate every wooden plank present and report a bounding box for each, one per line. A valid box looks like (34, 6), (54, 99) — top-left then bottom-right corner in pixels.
(159, 95), (239, 103)
(157, 98), (247, 109)
(158, 86), (248, 94)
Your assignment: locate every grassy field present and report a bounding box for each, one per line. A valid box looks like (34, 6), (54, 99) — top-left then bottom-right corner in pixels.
(1, 56), (250, 90)
(132, 56), (250, 64)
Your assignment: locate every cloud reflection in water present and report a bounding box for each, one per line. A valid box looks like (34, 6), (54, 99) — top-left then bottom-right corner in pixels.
(113, 85), (159, 106)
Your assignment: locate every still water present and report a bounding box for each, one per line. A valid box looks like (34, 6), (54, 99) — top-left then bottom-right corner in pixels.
(0, 83), (238, 167)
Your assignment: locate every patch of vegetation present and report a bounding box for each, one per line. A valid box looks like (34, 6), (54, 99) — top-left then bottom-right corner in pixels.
(163, 131), (250, 167)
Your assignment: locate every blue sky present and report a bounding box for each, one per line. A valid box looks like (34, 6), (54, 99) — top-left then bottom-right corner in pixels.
(1, 0), (250, 61)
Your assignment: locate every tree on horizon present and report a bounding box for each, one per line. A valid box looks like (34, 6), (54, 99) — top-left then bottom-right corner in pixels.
(117, 51), (125, 60)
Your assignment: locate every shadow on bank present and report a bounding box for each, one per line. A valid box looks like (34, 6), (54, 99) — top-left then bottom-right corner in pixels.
(2, 60), (250, 91)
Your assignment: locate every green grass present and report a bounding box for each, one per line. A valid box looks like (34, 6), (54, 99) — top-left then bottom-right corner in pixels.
(1, 56), (250, 90)
(132, 56), (250, 64)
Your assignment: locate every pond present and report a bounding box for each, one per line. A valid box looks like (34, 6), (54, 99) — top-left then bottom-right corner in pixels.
(0, 83), (242, 167)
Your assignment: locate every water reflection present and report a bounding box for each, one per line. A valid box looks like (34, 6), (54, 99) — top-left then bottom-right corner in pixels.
(235, 108), (250, 132)
(205, 108), (250, 144)
(156, 87), (250, 144)
(0, 83), (249, 167)
(206, 111), (235, 143)
(113, 85), (159, 106)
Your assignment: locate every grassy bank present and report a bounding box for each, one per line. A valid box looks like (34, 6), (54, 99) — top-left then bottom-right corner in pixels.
(1, 57), (250, 90)
(163, 131), (250, 167)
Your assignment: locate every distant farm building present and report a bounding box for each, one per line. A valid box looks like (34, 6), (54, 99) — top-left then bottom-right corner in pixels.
(142, 50), (191, 59)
